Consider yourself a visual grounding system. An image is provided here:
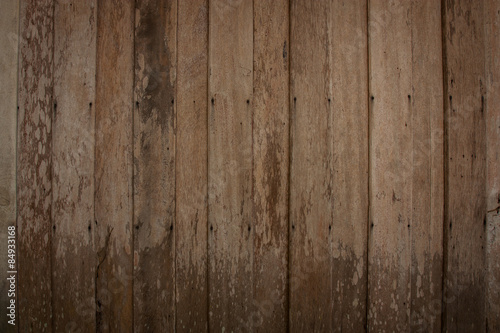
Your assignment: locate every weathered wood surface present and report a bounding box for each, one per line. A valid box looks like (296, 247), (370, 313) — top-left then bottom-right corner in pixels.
(94, 0), (134, 331)
(176, 0), (209, 331)
(208, 0), (253, 330)
(485, 0), (500, 331)
(51, 1), (97, 331)
(0, 0), (19, 331)
(10, 0), (500, 331)
(443, 0), (487, 331)
(409, 1), (444, 332)
(368, 0), (412, 330)
(328, 0), (369, 330)
(133, 0), (177, 331)
(289, 0), (333, 330)
(252, 0), (289, 331)
(17, 1), (54, 331)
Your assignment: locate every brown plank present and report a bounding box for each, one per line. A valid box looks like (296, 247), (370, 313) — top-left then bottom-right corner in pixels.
(328, 0), (369, 330)
(252, 0), (289, 331)
(51, 1), (97, 331)
(208, 0), (253, 330)
(485, 0), (500, 331)
(289, 0), (333, 330)
(0, 0), (19, 331)
(442, 0), (487, 331)
(94, 0), (134, 331)
(17, 0), (54, 331)
(409, 1), (444, 332)
(368, 0), (412, 330)
(133, 0), (177, 331)
(176, 0), (208, 331)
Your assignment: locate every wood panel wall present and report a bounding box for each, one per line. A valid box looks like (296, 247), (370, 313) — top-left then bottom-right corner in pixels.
(3, 0), (499, 331)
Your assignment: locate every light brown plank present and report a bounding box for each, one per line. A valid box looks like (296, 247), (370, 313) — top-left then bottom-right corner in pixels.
(368, 0), (412, 330)
(252, 0), (289, 331)
(289, 1), (333, 330)
(442, 0), (487, 331)
(51, 1), (97, 331)
(0, 0), (19, 330)
(17, 0), (54, 331)
(94, 0), (134, 331)
(409, 1), (444, 332)
(485, 0), (500, 330)
(176, 0), (209, 331)
(208, 0), (253, 330)
(328, 0), (369, 330)
(133, 0), (177, 331)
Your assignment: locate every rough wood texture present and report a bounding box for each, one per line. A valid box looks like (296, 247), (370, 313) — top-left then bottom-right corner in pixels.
(208, 0), (253, 330)
(94, 0), (134, 331)
(17, 1), (54, 331)
(51, 1), (97, 331)
(252, 0), (289, 331)
(368, 0), (412, 330)
(409, 1), (444, 332)
(176, 0), (209, 331)
(0, 1), (19, 331)
(289, 1), (333, 330)
(442, 0), (487, 331)
(485, 0), (500, 330)
(329, 0), (369, 330)
(133, 0), (177, 331)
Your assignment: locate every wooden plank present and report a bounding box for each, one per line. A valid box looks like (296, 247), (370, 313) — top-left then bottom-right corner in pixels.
(289, 1), (333, 330)
(133, 0), (177, 331)
(208, 0), (253, 330)
(51, 1), (97, 331)
(94, 0), (134, 331)
(442, 0), (487, 331)
(252, 0), (289, 330)
(485, 0), (500, 331)
(368, 0), (412, 330)
(17, 0), (54, 331)
(175, 0), (208, 331)
(409, 1), (444, 332)
(0, 0), (19, 331)
(328, 0), (369, 330)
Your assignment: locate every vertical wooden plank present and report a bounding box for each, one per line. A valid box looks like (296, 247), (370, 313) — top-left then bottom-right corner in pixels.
(176, 0), (208, 331)
(328, 0), (369, 330)
(368, 0), (412, 330)
(289, 1), (333, 330)
(442, 0), (487, 331)
(0, 0), (19, 331)
(95, 0), (134, 331)
(208, 0), (253, 330)
(409, 1), (444, 332)
(252, 0), (289, 331)
(51, 1), (97, 331)
(133, 0), (177, 331)
(485, 0), (500, 331)
(17, 0), (54, 331)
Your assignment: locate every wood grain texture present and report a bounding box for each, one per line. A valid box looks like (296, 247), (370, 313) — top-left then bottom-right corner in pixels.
(17, 0), (54, 331)
(176, 0), (209, 331)
(0, 1), (19, 331)
(94, 0), (134, 331)
(328, 0), (368, 330)
(252, 0), (289, 331)
(289, 1), (333, 330)
(442, 0), (487, 331)
(409, 1), (444, 332)
(368, 0), (412, 330)
(208, 0), (253, 330)
(485, 0), (500, 330)
(51, 1), (97, 331)
(133, 0), (177, 331)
